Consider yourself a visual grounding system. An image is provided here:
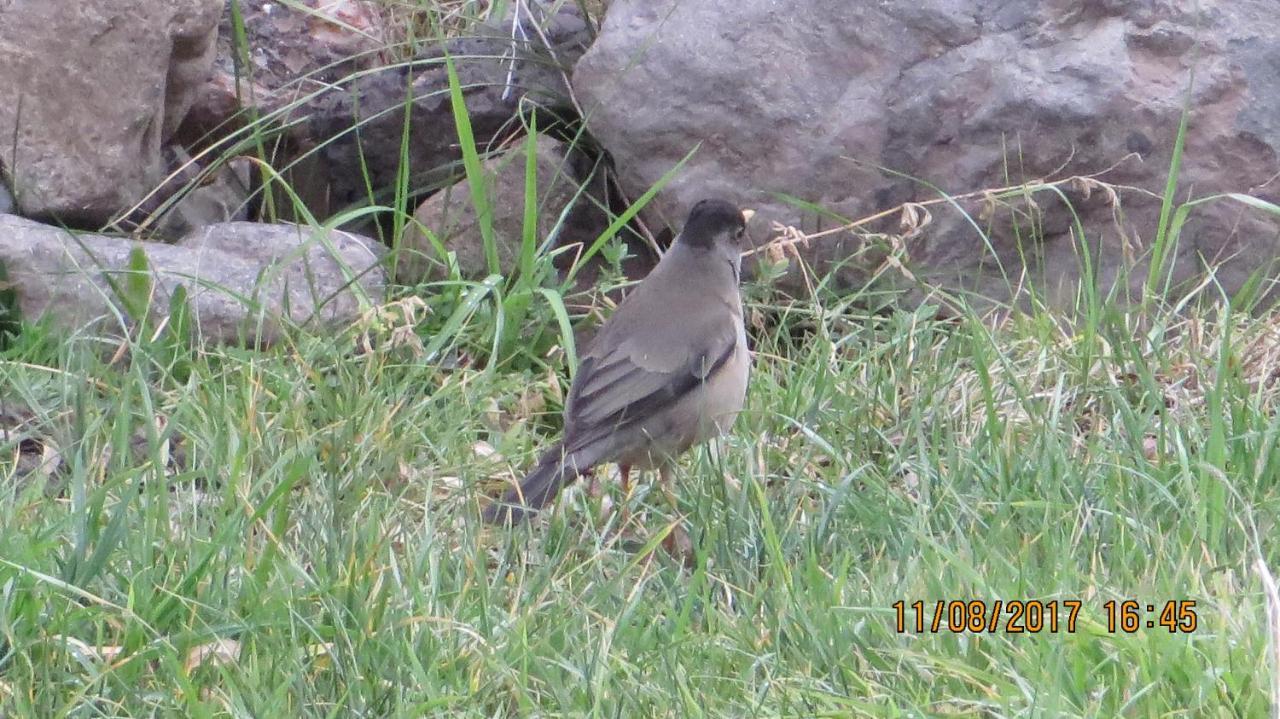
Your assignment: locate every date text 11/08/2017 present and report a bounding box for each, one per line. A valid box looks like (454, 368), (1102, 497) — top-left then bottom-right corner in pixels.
(892, 599), (1198, 634)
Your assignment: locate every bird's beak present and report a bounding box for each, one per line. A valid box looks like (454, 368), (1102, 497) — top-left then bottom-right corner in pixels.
(741, 209), (756, 224)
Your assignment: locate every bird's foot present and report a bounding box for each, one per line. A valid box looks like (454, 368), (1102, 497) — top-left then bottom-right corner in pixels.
(660, 522), (695, 567)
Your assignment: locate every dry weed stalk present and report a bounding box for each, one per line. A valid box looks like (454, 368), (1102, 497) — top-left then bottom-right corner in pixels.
(748, 154), (1153, 268)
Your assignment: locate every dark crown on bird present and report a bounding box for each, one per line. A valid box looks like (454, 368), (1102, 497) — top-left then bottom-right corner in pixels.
(679, 198), (746, 248)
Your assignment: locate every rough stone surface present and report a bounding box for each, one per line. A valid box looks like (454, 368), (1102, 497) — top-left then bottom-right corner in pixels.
(178, 0), (386, 149)
(177, 0), (596, 227)
(0, 0), (224, 227)
(574, 0), (1280, 308)
(299, 2), (594, 218)
(0, 214), (385, 345)
(399, 137), (608, 283)
(181, 1), (592, 223)
(138, 152), (255, 238)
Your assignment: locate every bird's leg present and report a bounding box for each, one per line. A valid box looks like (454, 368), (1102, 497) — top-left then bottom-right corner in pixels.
(618, 464), (632, 525)
(659, 465), (677, 513)
(658, 464), (693, 562)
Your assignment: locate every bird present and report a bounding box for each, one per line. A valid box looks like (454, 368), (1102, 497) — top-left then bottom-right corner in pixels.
(483, 198), (754, 524)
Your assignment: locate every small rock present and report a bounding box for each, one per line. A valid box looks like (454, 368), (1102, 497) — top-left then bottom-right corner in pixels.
(299, 4), (594, 219)
(182, 1), (594, 223)
(398, 137), (607, 283)
(143, 152), (255, 238)
(179, 0), (386, 148)
(0, 215), (386, 345)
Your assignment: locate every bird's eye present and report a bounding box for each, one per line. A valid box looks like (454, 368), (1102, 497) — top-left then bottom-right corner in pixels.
(734, 227), (746, 242)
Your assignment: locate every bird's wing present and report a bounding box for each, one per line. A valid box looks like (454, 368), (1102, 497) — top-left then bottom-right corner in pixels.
(564, 298), (740, 451)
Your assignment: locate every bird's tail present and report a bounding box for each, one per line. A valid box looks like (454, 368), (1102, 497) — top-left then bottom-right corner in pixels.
(482, 443), (585, 524)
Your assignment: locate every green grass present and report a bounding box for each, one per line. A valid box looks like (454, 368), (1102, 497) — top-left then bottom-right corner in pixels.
(1, 276), (1278, 716)
(4, 3), (1278, 716)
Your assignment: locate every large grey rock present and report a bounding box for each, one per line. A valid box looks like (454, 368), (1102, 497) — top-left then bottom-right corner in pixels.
(0, 215), (385, 345)
(398, 136), (607, 283)
(574, 0), (1280, 308)
(0, 0), (223, 227)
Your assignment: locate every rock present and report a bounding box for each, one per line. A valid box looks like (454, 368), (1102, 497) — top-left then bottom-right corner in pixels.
(0, 214), (385, 345)
(0, 0), (224, 227)
(164, 1), (225, 139)
(140, 151), (255, 238)
(398, 136), (608, 283)
(179, 1), (593, 225)
(573, 0), (1280, 309)
(178, 0), (386, 148)
(175, 0), (598, 231)
(297, 1), (594, 218)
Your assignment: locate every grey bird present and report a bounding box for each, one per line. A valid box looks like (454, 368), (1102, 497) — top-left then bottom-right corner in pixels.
(483, 199), (753, 524)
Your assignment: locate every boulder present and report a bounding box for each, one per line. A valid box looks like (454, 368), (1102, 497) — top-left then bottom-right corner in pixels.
(0, 215), (385, 345)
(0, 0), (224, 227)
(573, 0), (1280, 308)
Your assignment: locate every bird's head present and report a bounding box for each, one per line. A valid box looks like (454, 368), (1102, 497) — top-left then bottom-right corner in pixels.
(677, 198), (754, 278)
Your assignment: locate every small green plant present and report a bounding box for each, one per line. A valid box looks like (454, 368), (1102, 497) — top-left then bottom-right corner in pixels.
(0, 259), (20, 349)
